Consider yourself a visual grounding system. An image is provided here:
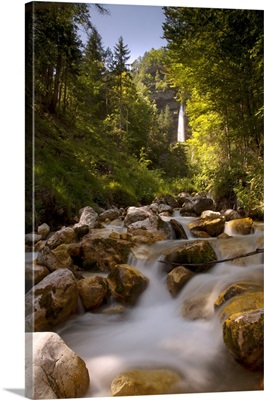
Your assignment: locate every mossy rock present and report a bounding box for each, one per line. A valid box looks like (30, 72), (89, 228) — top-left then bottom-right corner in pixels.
(107, 264), (148, 305)
(214, 282), (263, 310)
(227, 217), (254, 235)
(223, 309), (264, 371)
(188, 216), (225, 237)
(78, 276), (110, 311)
(162, 240), (217, 273)
(167, 266), (195, 297)
(111, 369), (182, 396)
(219, 291), (264, 323)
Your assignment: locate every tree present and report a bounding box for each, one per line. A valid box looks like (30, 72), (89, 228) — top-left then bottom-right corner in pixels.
(106, 36), (132, 144)
(76, 28), (107, 119)
(163, 7), (264, 210)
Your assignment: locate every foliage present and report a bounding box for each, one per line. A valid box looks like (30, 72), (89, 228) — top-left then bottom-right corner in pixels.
(163, 7), (264, 212)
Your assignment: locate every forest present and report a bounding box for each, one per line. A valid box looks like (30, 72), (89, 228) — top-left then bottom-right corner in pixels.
(25, 2), (264, 231)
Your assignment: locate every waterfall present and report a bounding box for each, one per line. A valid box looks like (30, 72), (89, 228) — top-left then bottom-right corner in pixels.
(177, 104), (185, 142)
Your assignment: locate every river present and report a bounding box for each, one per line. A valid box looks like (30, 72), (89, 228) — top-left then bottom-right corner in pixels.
(56, 212), (263, 397)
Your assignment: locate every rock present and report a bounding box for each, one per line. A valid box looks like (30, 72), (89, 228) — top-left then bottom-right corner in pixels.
(219, 291), (264, 323)
(190, 230), (211, 238)
(188, 216), (225, 237)
(154, 193), (179, 208)
(25, 233), (42, 246)
(81, 237), (132, 272)
(46, 227), (77, 250)
(193, 197), (215, 215)
(167, 266), (194, 297)
(52, 244), (74, 269)
(37, 245), (69, 272)
(100, 305), (126, 314)
(182, 295), (210, 320)
(130, 229), (157, 244)
(34, 240), (46, 251)
(200, 210), (221, 219)
(124, 206), (151, 226)
(158, 204), (173, 214)
(76, 206), (98, 228)
(226, 217), (254, 235)
(25, 269), (79, 331)
(214, 282), (263, 310)
(98, 209), (120, 222)
(169, 219), (188, 240)
(162, 240), (217, 273)
(217, 233), (232, 239)
(37, 223), (50, 240)
(127, 215), (173, 242)
(78, 276), (110, 311)
(111, 369), (181, 396)
(107, 264), (148, 305)
(177, 193), (191, 207)
(223, 309), (264, 371)
(73, 224), (89, 239)
(149, 202), (159, 213)
(25, 263), (50, 292)
(25, 332), (89, 399)
(180, 196), (215, 216)
(221, 209), (241, 221)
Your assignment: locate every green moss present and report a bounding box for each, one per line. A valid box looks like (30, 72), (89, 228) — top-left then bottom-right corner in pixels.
(223, 310), (264, 371)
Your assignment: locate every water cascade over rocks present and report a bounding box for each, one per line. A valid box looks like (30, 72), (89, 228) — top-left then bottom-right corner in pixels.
(25, 195), (264, 398)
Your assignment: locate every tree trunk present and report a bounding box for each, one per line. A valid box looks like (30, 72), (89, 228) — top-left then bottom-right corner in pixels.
(49, 55), (62, 114)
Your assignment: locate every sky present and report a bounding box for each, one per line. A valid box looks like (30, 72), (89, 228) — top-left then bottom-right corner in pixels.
(87, 4), (166, 63)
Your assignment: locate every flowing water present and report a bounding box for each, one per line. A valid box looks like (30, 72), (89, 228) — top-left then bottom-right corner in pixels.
(56, 213), (264, 397)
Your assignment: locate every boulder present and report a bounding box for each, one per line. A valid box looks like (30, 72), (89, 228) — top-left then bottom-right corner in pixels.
(107, 264), (148, 305)
(182, 295), (210, 320)
(223, 309), (264, 371)
(46, 227), (77, 250)
(158, 204), (173, 214)
(149, 202), (159, 213)
(128, 215), (175, 239)
(188, 216), (225, 237)
(37, 245), (69, 272)
(226, 217), (254, 235)
(154, 193), (179, 208)
(73, 224), (89, 240)
(111, 369), (181, 396)
(98, 208), (120, 222)
(162, 240), (217, 273)
(214, 282), (263, 310)
(169, 219), (188, 240)
(76, 206), (98, 228)
(200, 210), (221, 219)
(124, 206), (151, 226)
(78, 276), (110, 311)
(221, 209), (241, 221)
(25, 263), (50, 292)
(81, 237), (132, 272)
(217, 233), (232, 239)
(37, 223), (50, 240)
(190, 230), (211, 238)
(25, 332), (89, 399)
(167, 266), (194, 297)
(219, 291), (264, 323)
(25, 269), (79, 331)
(52, 244), (74, 269)
(25, 233), (42, 247)
(180, 196), (215, 216)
